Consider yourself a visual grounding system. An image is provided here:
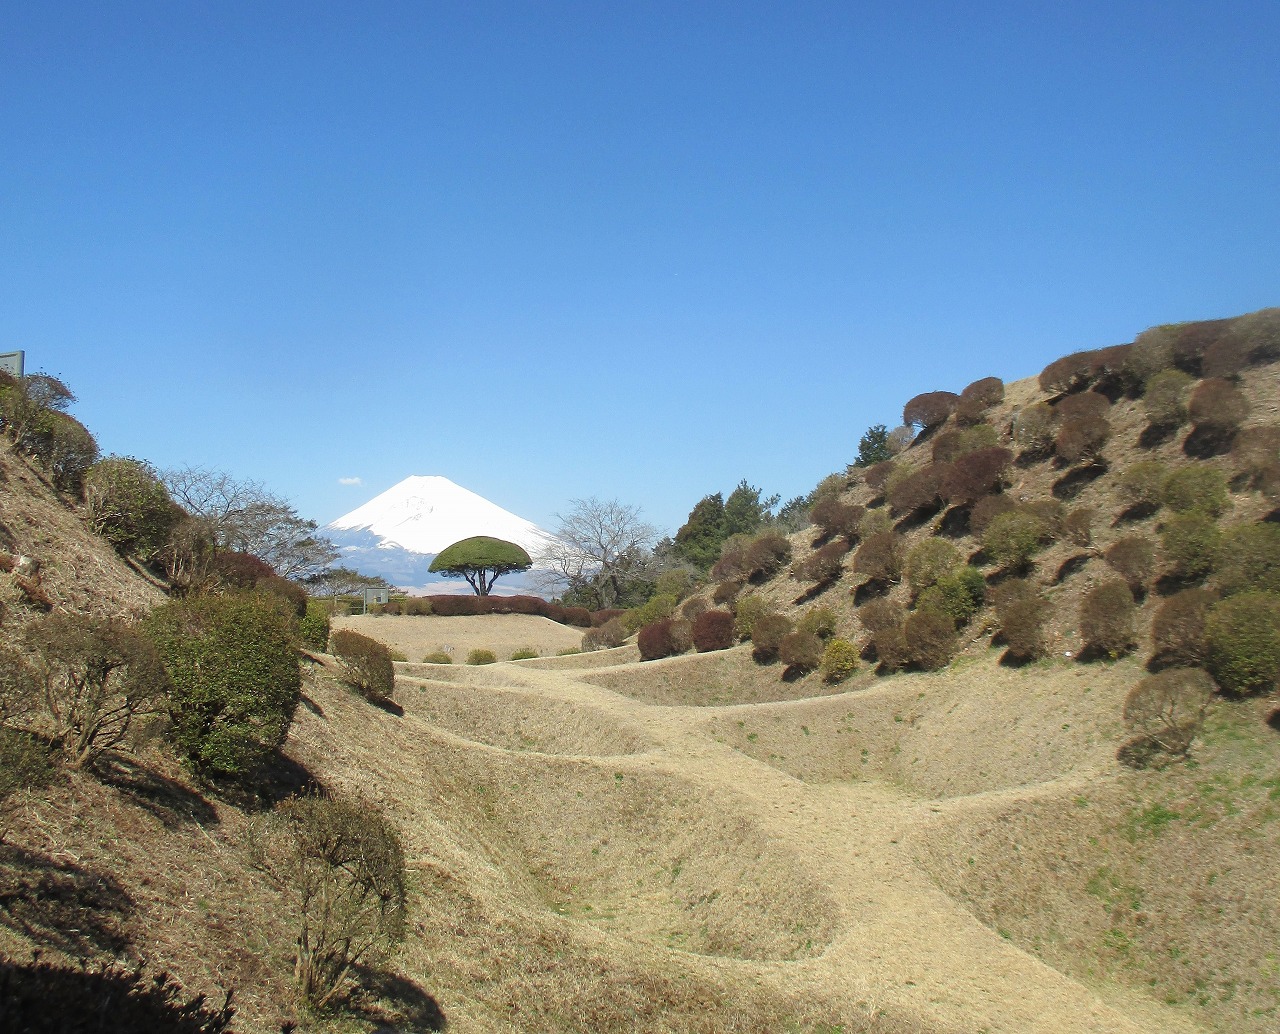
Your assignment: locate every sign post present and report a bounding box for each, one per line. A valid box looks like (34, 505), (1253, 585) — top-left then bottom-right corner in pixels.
(0, 352), (24, 378)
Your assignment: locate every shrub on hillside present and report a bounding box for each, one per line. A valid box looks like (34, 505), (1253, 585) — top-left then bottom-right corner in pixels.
(1062, 506), (1095, 547)
(743, 530), (793, 582)
(212, 551), (275, 589)
(1233, 425), (1280, 498)
(1022, 499), (1066, 539)
(872, 623), (911, 672)
(84, 457), (180, 562)
(917, 566), (985, 627)
(858, 597), (906, 634)
(1170, 319), (1233, 375)
(792, 541), (847, 584)
(778, 631), (823, 673)
(732, 593), (772, 641)
(1104, 536), (1155, 595)
(941, 446), (1012, 505)
(466, 648), (497, 665)
(1079, 579), (1138, 659)
(796, 605), (837, 640)
(298, 600), (331, 652)
(692, 610), (735, 652)
(904, 609), (958, 670)
(932, 424), (997, 464)
(637, 619), (680, 661)
(145, 592), (300, 777)
(969, 493), (1016, 536)
(1205, 592), (1280, 695)
(958, 376), (1004, 418)
(1055, 391), (1111, 424)
(582, 617), (627, 651)
(751, 613), (794, 662)
(589, 608), (627, 627)
(680, 596), (709, 621)
(809, 496), (864, 541)
(1142, 369), (1194, 427)
(905, 538), (962, 592)
(1055, 413), (1111, 464)
(1152, 588), (1216, 667)
(1126, 325), (1177, 383)
(863, 460), (896, 494)
(1039, 351), (1098, 395)
(1119, 461), (1169, 516)
(668, 618), (694, 655)
(820, 638), (860, 683)
(1214, 523), (1280, 597)
(991, 578), (1051, 661)
(888, 463), (948, 517)
(853, 532), (904, 584)
(248, 791), (407, 1009)
(1013, 402), (1056, 457)
(982, 510), (1047, 571)
(1123, 668), (1214, 758)
(1189, 378), (1250, 434)
(330, 629), (395, 705)
(859, 507), (893, 538)
(30, 411), (99, 495)
(903, 391), (959, 431)
(1216, 307), (1280, 371)
(712, 578), (743, 605)
(1161, 512), (1221, 582)
(422, 651), (452, 664)
(622, 593), (678, 636)
(25, 614), (170, 770)
(1162, 465), (1230, 516)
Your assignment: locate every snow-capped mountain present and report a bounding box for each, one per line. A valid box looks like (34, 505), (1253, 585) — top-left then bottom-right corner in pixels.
(324, 476), (557, 593)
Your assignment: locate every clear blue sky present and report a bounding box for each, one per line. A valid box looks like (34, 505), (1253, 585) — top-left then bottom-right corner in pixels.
(2, 2), (1277, 536)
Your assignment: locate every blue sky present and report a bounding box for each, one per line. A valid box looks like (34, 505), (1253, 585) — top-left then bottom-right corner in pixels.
(2, 1), (1277, 536)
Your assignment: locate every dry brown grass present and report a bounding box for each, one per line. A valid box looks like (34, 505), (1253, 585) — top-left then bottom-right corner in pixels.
(331, 612), (585, 662)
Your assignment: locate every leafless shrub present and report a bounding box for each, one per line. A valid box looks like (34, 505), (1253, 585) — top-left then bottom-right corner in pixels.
(1062, 506), (1095, 547)
(991, 578), (1052, 661)
(853, 532), (904, 584)
(904, 609), (957, 670)
(1189, 377), (1250, 433)
(1123, 668), (1214, 758)
(1080, 579), (1138, 659)
(1152, 588), (1216, 666)
(1104, 536), (1155, 594)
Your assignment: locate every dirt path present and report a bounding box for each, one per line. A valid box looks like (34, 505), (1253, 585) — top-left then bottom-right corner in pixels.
(391, 657), (1207, 1034)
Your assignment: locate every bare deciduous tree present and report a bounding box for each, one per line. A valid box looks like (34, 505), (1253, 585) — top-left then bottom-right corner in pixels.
(533, 497), (659, 610)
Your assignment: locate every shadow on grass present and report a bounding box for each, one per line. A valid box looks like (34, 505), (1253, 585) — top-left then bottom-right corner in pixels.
(96, 755), (218, 830)
(0, 844), (134, 957)
(1052, 463), (1107, 501)
(345, 965), (447, 1031)
(1052, 553), (1091, 585)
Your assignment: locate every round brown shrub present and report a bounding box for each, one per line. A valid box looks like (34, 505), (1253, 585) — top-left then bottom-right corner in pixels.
(930, 430), (966, 464)
(853, 532), (904, 584)
(638, 619), (680, 661)
(751, 613), (794, 662)
(743, 530), (793, 582)
(969, 493), (1016, 536)
(863, 460), (896, 493)
(680, 596), (709, 621)
(792, 541), (847, 584)
(903, 391), (960, 430)
(1056, 414), (1111, 464)
(872, 624), (911, 672)
(1233, 425), (1280, 497)
(1189, 378), (1250, 433)
(809, 497), (864, 540)
(1013, 402), (1055, 456)
(858, 597), (904, 634)
(942, 446), (1012, 505)
(1161, 513), (1221, 581)
(1104, 536), (1155, 594)
(1152, 588), (1216, 666)
(1079, 579), (1137, 659)
(1039, 351), (1098, 395)
(1214, 522), (1280, 597)
(1123, 668), (1214, 757)
(779, 631), (824, 672)
(582, 617), (627, 651)
(1205, 591), (1280, 695)
(1126, 325), (1177, 383)
(904, 609), (957, 670)
(1162, 465), (1230, 516)
(692, 610), (735, 652)
(712, 578), (744, 605)
(1062, 506), (1095, 547)
(669, 619), (694, 655)
(1055, 391), (1111, 424)
(960, 376), (1004, 409)
(888, 464), (948, 517)
(1142, 369), (1194, 427)
(991, 579), (1051, 661)
(1171, 319), (1233, 375)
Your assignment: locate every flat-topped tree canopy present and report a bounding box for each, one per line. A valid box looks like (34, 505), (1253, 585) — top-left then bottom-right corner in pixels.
(428, 535), (533, 596)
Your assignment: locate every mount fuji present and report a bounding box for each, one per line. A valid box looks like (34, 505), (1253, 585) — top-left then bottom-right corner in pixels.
(323, 476), (557, 593)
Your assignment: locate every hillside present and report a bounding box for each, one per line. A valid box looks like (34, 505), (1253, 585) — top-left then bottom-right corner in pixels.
(1, 310), (1278, 1033)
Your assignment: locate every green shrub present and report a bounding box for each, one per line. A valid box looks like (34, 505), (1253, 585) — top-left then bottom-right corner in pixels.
(712, 578), (744, 605)
(732, 594), (772, 641)
(1161, 512), (1221, 581)
(330, 629), (395, 704)
(84, 457), (179, 561)
(820, 638), (860, 684)
(905, 539), (962, 592)
(1214, 523), (1280, 596)
(779, 631), (823, 673)
(510, 647), (540, 661)
(1152, 588), (1216, 666)
(982, 511), (1047, 571)
(991, 579), (1051, 661)
(858, 507), (893, 538)
(1080, 580), (1138, 659)
(466, 649), (497, 665)
(1143, 369), (1194, 427)
(248, 791), (407, 1009)
(422, 651), (453, 664)
(622, 593), (678, 635)
(1119, 461), (1168, 515)
(918, 566), (985, 627)
(1104, 536), (1155, 594)
(298, 600), (331, 652)
(655, 568), (695, 601)
(796, 606), (837, 640)
(1123, 668), (1214, 758)
(904, 609), (958, 670)
(145, 592), (301, 776)
(1205, 592), (1280, 695)
(1162, 465), (1230, 516)
(25, 614), (170, 769)
(751, 613), (793, 662)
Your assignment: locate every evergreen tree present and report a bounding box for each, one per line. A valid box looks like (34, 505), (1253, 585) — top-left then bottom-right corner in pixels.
(674, 493), (726, 570)
(854, 424), (892, 467)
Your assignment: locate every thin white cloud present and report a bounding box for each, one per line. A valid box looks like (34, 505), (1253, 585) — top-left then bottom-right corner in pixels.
(338, 476), (363, 486)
